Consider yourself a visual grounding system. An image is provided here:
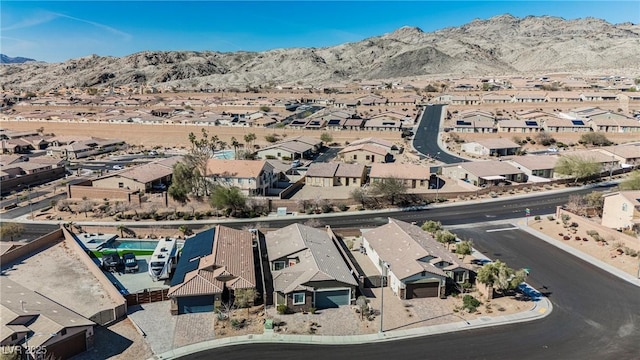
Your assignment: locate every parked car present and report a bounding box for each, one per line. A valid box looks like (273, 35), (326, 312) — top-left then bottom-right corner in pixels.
(101, 252), (123, 271)
(112, 165), (124, 170)
(152, 183), (167, 191)
(291, 159), (301, 167)
(122, 253), (139, 273)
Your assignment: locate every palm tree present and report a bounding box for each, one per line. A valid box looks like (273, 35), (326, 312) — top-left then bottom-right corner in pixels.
(230, 137), (241, 159)
(117, 224), (126, 238)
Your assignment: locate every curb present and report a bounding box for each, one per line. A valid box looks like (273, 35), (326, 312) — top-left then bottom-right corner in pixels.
(152, 296), (552, 360)
(151, 244), (553, 360)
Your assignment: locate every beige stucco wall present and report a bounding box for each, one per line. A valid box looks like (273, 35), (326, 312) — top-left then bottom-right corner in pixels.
(91, 176), (146, 191)
(602, 194), (638, 229)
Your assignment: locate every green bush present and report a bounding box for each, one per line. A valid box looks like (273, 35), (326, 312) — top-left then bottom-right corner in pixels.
(534, 215), (541, 221)
(462, 295), (482, 313)
(338, 203), (349, 211)
(547, 215), (555, 221)
(277, 304), (289, 314)
(321, 204), (333, 213)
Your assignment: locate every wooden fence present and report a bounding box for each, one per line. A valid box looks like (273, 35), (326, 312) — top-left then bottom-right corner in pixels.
(125, 289), (170, 306)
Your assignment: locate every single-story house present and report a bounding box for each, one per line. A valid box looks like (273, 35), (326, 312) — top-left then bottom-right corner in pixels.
(362, 117), (402, 131)
(362, 218), (472, 299)
(305, 162), (366, 187)
(255, 136), (322, 161)
(168, 226), (256, 314)
(601, 191), (640, 230)
(338, 143), (392, 164)
(90, 158), (178, 192)
(441, 160), (527, 187)
(1, 277), (95, 359)
(580, 92), (618, 102)
(507, 155), (559, 179)
(542, 118), (592, 132)
(266, 224), (358, 312)
(481, 94), (513, 104)
(497, 119), (542, 133)
(596, 144), (640, 168)
(369, 163), (431, 189)
(461, 139), (521, 157)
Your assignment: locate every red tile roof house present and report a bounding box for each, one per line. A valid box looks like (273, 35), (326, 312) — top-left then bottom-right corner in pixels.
(441, 160), (527, 187)
(266, 224), (358, 312)
(304, 162), (366, 187)
(369, 163), (432, 189)
(168, 225), (256, 315)
(362, 218), (472, 299)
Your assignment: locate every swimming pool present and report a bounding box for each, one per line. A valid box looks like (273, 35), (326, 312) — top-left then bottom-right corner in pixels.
(213, 150), (235, 159)
(101, 239), (159, 251)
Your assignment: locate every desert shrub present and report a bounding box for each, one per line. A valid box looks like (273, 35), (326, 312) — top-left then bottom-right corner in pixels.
(547, 215), (555, 221)
(534, 215), (541, 221)
(277, 304), (289, 315)
(338, 203), (349, 211)
(586, 230), (599, 237)
(321, 203), (333, 213)
(462, 295), (482, 313)
(563, 236), (570, 240)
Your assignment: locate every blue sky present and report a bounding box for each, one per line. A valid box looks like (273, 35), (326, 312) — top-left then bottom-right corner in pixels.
(1, 1), (639, 63)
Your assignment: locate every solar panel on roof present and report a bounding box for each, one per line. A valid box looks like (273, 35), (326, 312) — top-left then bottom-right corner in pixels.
(571, 120), (585, 126)
(170, 228), (215, 286)
(525, 121), (538, 126)
(456, 120), (472, 126)
(328, 119), (341, 125)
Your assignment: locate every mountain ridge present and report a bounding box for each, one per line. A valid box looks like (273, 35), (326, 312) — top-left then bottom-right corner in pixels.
(1, 14), (638, 91)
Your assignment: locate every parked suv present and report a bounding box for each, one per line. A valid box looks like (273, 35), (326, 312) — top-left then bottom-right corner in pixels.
(122, 253), (139, 273)
(101, 252), (123, 271)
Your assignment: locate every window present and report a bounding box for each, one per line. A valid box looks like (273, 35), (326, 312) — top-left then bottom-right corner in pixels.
(293, 292), (305, 305)
(455, 272), (465, 283)
(365, 155), (370, 160)
(118, 182), (124, 188)
(622, 203), (628, 212)
(11, 333), (17, 341)
(273, 261), (285, 271)
(421, 271), (426, 277)
(60, 329), (67, 336)
(353, 155), (357, 160)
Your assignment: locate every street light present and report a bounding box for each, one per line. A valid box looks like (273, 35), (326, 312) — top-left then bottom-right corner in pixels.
(379, 261), (390, 333)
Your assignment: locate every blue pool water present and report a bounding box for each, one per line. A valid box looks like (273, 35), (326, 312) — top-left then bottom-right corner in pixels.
(101, 239), (158, 251)
(213, 150), (235, 159)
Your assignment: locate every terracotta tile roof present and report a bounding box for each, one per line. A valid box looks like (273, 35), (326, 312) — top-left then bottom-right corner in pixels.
(339, 143), (390, 157)
(206, 159), (267, 178)
(509, 155), (559, 170)
(470, 138), (521, 149)
(362, 219), (470, 280)
(266, 224), (357, 294)
(369, 163), (431, 180)
(306, 162), (339, 178)
(168, 225), (255, 297)
(335, 163), (366, 178)
(597, 144), (640, 160)
(446, 160), (524, 178)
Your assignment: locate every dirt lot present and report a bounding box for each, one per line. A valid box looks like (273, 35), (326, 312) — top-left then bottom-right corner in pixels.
(1, 120), (402, 148)
(529, 216), (640, 277)
(214, 305), (265, 338)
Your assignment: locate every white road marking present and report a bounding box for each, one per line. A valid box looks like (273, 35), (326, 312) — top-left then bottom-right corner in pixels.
(486, 227), (519, 233)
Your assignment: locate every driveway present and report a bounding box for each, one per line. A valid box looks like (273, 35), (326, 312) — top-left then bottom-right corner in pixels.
(314, 147), (342, 162)
(127, 301), (215, 354)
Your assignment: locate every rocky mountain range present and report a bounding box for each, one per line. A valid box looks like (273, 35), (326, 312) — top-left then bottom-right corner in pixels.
(0, 54), (36, 64)
(1, 15), (638, 91)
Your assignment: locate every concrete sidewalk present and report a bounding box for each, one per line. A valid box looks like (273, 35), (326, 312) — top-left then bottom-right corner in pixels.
(152, 295), (551, 359)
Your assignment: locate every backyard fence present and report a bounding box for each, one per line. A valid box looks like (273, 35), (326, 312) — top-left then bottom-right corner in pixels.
(124, 288), (170, 306)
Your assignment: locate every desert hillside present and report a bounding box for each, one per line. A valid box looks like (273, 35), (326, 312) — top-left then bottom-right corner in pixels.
(1, 15), (639, 91)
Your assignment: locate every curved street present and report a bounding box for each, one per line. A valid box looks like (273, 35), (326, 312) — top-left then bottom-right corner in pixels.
(183, 223), (640, 360)
(412, 104), (467, 164)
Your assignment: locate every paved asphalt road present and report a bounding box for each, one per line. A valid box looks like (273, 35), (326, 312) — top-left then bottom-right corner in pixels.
(5, 186), (611, 241)
(184, 225), (640, 360)
(412, 104), (467, 164)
